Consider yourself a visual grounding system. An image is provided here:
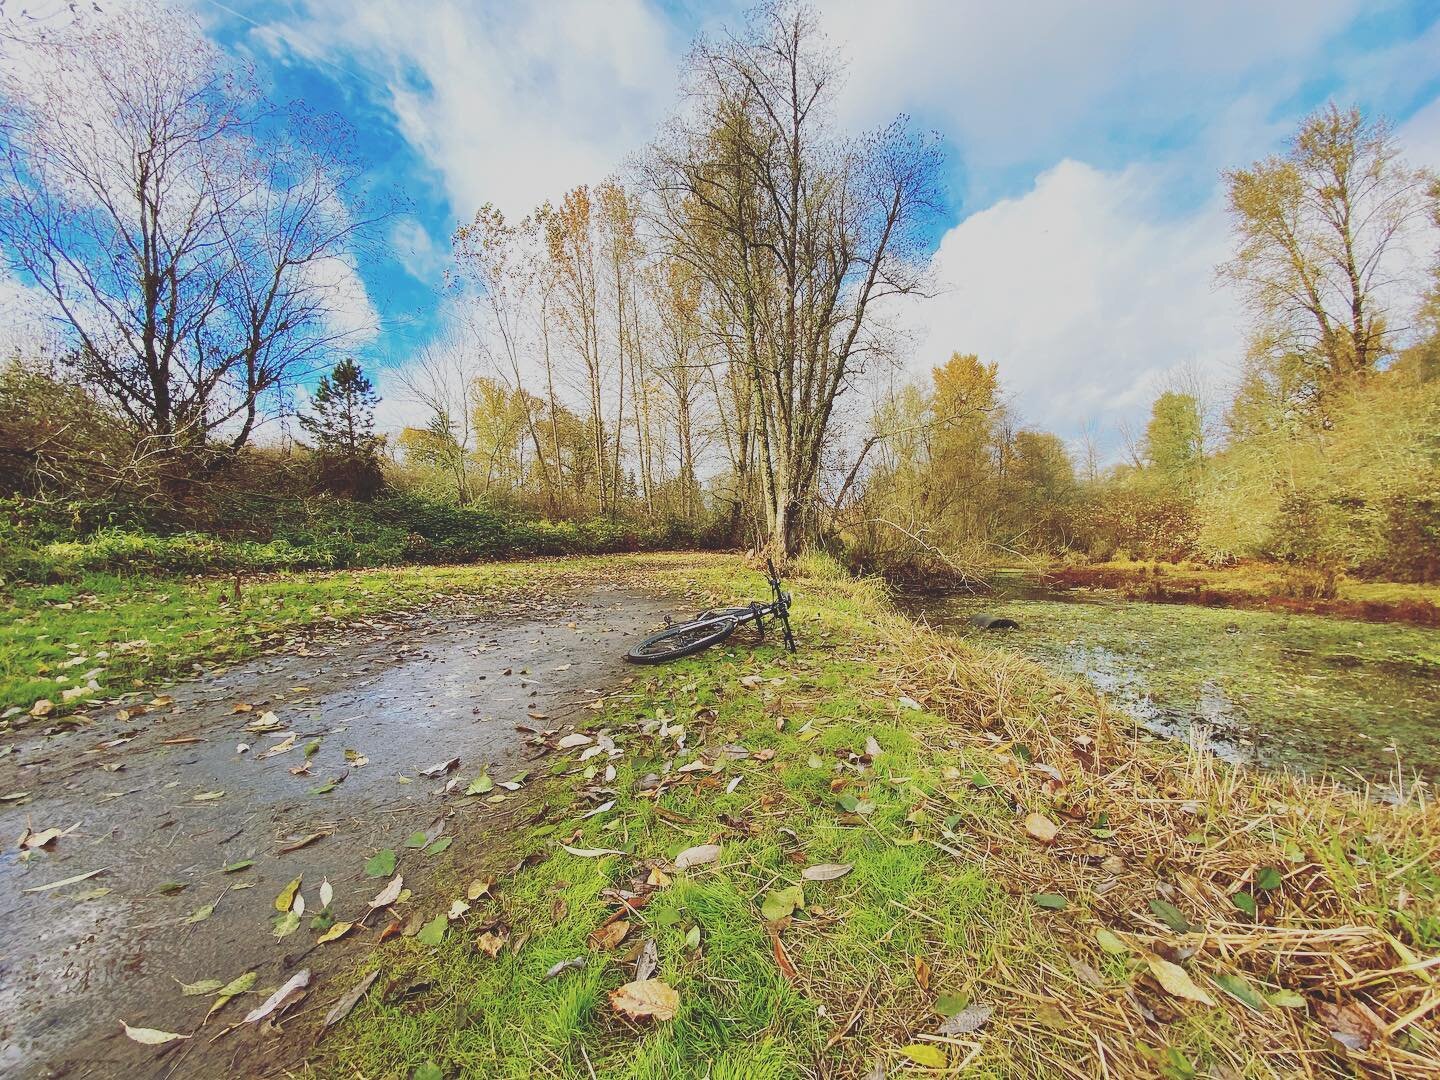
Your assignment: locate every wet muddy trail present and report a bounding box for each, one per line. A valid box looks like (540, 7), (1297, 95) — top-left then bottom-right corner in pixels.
(0, 582), (676, 1079)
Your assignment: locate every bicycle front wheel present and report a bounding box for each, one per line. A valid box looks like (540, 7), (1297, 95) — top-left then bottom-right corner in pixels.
(626, 616), (737, 664)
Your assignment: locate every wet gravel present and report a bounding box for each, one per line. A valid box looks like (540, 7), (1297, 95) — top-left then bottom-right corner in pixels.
(0, 583), (675, 1079)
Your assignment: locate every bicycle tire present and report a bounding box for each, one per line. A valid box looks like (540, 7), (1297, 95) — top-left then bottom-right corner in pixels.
(626, 616), (738, 664)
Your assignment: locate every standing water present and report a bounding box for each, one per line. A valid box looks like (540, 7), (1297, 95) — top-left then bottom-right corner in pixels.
(901, 574), (1440, 789)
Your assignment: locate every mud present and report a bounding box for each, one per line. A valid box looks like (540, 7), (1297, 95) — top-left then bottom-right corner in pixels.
(0, 582), (677, 1079)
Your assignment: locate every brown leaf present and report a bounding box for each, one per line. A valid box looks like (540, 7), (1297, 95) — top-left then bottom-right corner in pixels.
(589, 919), (630, 950)
(1024, 813), (1059, 844)
(609, 978), (679, 1022)
(276, 830), (329, 854)
(768, 927), (797, 981)
(322, 970), (380, 1029)
(475, 928), (509, 957)
(914, 955), (931, 991)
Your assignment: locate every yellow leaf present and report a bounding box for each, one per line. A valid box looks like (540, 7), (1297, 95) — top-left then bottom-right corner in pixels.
(275, 876), (302, 912)
(897, 1043), (948, 1068)
(609, 978), (680, 1022)
(1145, 953), (1216, 1006)
(316, 920), (354, 944)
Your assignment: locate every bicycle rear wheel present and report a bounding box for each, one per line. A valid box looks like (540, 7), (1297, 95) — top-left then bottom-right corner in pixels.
(626, 616), (737, 664)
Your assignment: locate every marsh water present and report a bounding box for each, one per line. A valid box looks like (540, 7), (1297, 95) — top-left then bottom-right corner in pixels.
(902, 575), (1440, 789)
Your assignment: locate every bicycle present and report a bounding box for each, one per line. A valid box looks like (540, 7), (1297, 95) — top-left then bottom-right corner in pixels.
(626, 558), (796, 663)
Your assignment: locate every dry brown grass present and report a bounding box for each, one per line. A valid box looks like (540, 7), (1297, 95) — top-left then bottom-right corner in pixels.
(881, 620), (1440, 1078)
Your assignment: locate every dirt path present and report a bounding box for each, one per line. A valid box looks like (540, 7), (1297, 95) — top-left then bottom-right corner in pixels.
(0, 582), (676, 1079)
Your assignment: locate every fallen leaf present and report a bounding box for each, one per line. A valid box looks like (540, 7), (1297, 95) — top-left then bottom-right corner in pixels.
(939, 1003), (992, 1035)
(609, 978), (679, 1022)
(802, 862), (853, 881)
(192, 790), (224, 802)
(185, 902), (215, 924)
(1267, 989), (1306, 1009)
(276, 831), (328, 853)
(369, 875), (404, 909)
(419, 756), (460, 779)
(1149, 899), (1193, 933)
(22, 867), (105, 893)
(415, 914), (447, 946)
(274, 876), (302, 912)
(476, 929), (507, 957)
(466, 877), (495, 900)
(466, 773), (494, 795)
(545, 956), (588, 980)
(1095, 928), (1129, 955)
(424, 837), (453, 857)
(1033, 892), (1068, 910)
(1214, 973), (1266, 1012)
(319, 879), (333, 908)
(178, 978), (225, 996)
(1024, 813), (1059, 843)
(589, 919), (630, 950)
(323, 970), (380, 1028)
(206, 971), (257, 1018)
(897, 1043), (947, 1067)
(761, 884), (805, 921)
(222, 860), (254, 874)
(914, 954), (932, 990)
(896, 696), (922, 711)
(364, 849), (397, 877)
(272, 911), (301, 938)
(243, 969), (310, 1023)
(674, 843), (721, 870)
(120, 1022), (188, 1045)
(316, 920), (354, 944)
(561, 844), (626, 858)
(768, 926), (797, 980)
(1145, 953), (1216, 1006)
(635, 938), (658, 981)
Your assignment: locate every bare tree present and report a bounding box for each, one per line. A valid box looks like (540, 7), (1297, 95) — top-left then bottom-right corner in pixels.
(398, 321), (481, 504)
(647, 1), (943, 555)
(0, 7), (378, 462)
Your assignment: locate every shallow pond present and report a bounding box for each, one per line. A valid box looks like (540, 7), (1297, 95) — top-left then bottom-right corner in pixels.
(902, 576), (1440, 789)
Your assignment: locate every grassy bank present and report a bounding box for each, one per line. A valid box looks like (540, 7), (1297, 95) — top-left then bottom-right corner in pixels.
(0, 553), (698, 728)
(271, 555), (1434, 1079)
(1043, 559), (1440, 627)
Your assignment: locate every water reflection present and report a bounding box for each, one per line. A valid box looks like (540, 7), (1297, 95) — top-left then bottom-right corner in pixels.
(902, 579), (1440, 788)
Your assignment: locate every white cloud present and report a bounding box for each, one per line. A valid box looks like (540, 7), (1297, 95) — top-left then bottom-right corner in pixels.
(823, 0), (1367, 178)
(388, 217), (450, 283)
(1398, 94), (1440, 170)
(304, 254), (382, 346)
(902, 160), (1243, 455)
(254, 0), (682, 218)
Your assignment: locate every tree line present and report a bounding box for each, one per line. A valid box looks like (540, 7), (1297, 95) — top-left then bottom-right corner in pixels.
(1, 4), (1436, 579)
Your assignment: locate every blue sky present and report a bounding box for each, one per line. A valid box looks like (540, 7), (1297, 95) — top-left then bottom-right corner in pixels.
(13, 0), (1440, 448)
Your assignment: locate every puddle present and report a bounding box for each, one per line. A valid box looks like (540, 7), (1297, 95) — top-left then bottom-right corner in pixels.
(902, 576), (1440, 789)
(0, 584), (676, 1079)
